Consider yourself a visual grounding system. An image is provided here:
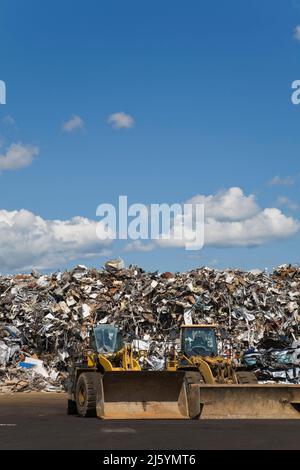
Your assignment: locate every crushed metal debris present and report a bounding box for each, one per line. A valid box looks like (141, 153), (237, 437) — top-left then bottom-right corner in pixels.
(0, 261), (300, 392)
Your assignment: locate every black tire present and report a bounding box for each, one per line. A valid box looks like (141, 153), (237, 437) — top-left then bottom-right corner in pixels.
(184, 371), (204, 384)
(75, 372), (102, 417)
(184, 371), (203, 419)
(236, 371), (258, 384)
(67, 399), (77, 415)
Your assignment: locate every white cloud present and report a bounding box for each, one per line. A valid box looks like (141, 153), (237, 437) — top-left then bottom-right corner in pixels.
(2, 115), (16, 127)
(155, 187), (300, 249)
(187, 187), (259, 221)
(294, 25), (300, 41)
(62, 115), (85, 133)
(277, 196), (298, 211)
(107, 112), (134, 129)
(0, 209), (114, 272)
(0, 143), (38, 171)
(203, 208), (299, 247)
(269, 175), (294, 186)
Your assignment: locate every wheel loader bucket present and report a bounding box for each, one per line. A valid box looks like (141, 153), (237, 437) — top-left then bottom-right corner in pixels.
(198, 384), (300, 419)
(96, 370), (198, 419)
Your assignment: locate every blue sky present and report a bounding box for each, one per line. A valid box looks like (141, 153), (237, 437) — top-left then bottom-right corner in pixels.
(0, 0), (299, 273)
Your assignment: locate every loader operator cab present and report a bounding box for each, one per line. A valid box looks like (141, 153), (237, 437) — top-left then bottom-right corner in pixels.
(91, 325), (123, 354)
(181, 325), (218, 357)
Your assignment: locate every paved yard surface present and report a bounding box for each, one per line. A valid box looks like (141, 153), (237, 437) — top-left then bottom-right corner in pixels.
(0, 393), (299, 450)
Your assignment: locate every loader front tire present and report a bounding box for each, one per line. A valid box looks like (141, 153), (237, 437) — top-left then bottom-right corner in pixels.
(184, 371), (204, 384)
(75, 372), (102, 417)
(67, 399), (77, 415)
(236, 371), (258, 384)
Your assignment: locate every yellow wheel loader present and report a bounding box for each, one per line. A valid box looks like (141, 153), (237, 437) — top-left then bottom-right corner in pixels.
(67, 324), (192, 419)
(67, 324), (300, 420)
(165, 325), (300, 419)
(166, 324), (257, 384)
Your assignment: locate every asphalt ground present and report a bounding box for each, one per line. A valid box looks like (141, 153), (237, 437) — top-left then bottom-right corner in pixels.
(0, 393), (300, 450)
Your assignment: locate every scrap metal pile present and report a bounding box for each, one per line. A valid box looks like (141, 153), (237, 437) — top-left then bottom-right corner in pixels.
(0, 261), (300, 392)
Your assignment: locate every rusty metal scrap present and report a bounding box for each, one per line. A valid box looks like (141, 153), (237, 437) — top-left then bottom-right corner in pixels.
(0, 262), (299, 391)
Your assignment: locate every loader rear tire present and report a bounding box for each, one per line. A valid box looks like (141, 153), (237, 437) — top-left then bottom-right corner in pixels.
(75, 372), (102, 417)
